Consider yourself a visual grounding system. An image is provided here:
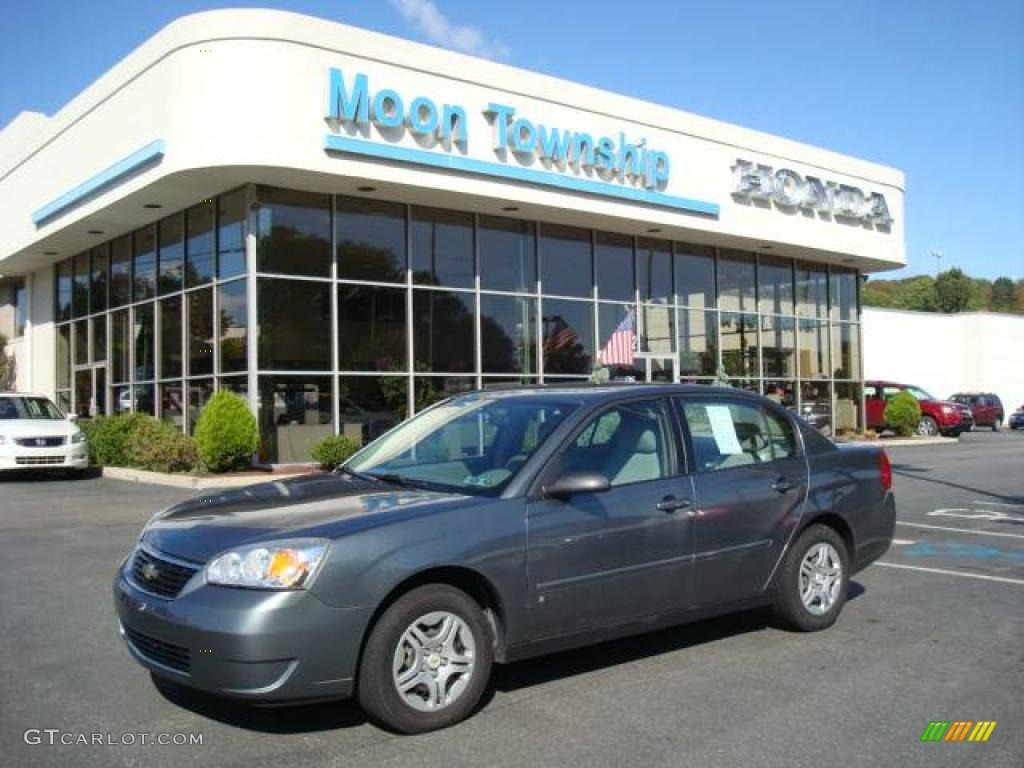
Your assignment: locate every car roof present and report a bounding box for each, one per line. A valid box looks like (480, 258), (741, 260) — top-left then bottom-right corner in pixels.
(463, 382), (767, 403)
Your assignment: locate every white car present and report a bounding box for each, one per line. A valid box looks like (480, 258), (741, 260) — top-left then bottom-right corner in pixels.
(0, 393), (89, 472)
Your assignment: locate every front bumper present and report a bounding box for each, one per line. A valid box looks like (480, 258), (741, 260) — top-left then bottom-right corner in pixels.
(113, 554), (372, 703)
(0, 442), (88, 470)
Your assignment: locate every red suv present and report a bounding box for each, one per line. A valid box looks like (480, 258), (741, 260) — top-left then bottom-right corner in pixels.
(949, 393), (1005, 431)
(865, 381), (974, 437)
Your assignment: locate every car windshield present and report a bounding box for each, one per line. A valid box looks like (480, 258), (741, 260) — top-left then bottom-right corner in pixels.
(345, 394), (578, 496)
(0, 396), (65, 420)
(906, 386), (936, 401)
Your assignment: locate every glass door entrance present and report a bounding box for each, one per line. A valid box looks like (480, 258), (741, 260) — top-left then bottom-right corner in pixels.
(643, 357), (676, 383)
(72, 365), (108, 418)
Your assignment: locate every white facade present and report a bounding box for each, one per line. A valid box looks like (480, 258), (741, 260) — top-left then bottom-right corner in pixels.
(864, 308), (1024, 412)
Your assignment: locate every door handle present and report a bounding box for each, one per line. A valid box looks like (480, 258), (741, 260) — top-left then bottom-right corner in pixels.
(772, 477), (797, 493)
(656, 496), (691, 513)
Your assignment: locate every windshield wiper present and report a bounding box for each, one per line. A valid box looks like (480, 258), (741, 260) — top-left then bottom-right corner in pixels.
(366, 472), (439, 491)
(334, 466), (378, 483)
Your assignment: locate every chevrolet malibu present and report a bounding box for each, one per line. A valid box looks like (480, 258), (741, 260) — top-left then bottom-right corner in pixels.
(114, 385), (895, 733)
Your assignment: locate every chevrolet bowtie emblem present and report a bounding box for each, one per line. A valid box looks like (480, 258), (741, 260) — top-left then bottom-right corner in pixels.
(141, 562), (159, 582)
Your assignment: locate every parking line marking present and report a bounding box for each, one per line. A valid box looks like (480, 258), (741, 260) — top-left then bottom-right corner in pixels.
(895, 521), (1024, 540)
(876, 561), (1024, 585)
(891, 539), (916, 545)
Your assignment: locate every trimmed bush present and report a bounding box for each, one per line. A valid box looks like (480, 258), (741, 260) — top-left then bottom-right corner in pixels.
(310, 434), (359, 470)
(80, 413), (149, 466)
(122, 418), (198, 473)
(884, 391), (922, 437)
(194, 391), (258, 472)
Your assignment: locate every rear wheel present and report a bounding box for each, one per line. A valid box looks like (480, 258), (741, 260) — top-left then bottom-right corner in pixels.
(772, 524), (849, 632)
(358, 584), (493, 733)
(916, 416), (939, 437)
(992, 418), (1001, 432)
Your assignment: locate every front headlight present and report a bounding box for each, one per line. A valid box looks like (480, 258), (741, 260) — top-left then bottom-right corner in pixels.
(71, 431), (87, 444)
(205, 538), (329, 589)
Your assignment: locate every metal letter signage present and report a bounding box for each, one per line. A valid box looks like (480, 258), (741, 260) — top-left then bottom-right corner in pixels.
(731, 158), (893, 228)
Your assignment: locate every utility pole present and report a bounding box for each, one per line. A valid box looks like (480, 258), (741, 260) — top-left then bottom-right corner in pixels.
(930, 248), (943, 276)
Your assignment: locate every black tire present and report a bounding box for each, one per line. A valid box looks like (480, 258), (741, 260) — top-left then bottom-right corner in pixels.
(916, 416), (939, 437)
(772, 524), (850, 632)
(358, 584), (493, 733)
(991, 419), (1000, 432)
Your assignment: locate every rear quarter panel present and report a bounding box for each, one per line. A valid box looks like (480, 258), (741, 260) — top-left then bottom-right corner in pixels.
(805, 444), (895, 573)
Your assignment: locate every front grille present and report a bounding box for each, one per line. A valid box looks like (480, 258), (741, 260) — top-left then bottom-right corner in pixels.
(16, 456), (65, 466)
(15, 436), (65, 447)
(123, 625), (191, 674)
(130, 548), (199, 599)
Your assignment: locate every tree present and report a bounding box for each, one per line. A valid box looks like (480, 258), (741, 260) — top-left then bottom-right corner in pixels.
(991, 277), (1016, 313)
(934, 268), (972, 313)
(897, 276), (938, 311)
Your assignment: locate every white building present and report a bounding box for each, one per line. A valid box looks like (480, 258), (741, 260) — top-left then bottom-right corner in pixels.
(864, 308), (1024, 415)
(0, 9), (905, 461)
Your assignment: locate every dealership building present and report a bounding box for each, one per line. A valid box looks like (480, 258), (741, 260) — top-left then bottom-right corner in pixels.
(0, 9), (906, 462)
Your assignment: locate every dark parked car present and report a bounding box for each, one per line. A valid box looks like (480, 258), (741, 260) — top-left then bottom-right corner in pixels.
(949, 393), (1005, 431)
(1009, 406), (1024, 430)
(114, 385), (896, 733)
(865, 381), (973, 437)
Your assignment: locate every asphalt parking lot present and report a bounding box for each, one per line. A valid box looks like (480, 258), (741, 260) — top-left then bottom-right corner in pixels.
(2, 430), (1022, 768)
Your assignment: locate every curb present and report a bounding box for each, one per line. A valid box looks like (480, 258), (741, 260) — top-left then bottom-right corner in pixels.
(101, 466), (315, 490)
(836, 436), (958, 447)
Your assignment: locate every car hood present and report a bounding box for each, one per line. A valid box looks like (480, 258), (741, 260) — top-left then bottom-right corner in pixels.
(141, 473), (483, 563)
(0, 419), (75, 438)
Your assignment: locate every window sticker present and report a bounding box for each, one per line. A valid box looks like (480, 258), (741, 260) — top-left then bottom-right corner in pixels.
(705, 405), (743, 455)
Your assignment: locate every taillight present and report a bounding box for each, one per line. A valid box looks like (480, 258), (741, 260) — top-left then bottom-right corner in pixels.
(879, 450), (892, 491)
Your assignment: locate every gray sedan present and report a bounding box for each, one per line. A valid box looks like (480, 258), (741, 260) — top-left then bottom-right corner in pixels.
(114, 384), (895, 733)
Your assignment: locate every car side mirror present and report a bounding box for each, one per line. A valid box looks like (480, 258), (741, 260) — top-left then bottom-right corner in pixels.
(66, 413), (79, 423)
(544, 471), (610, 499)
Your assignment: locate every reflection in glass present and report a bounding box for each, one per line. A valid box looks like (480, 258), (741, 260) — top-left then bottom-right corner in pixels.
(74, 369), (91, 418)
(830, 268), (858, 322)
(256, 187), (332, 277)
(73, 252), (90, 318)
(218, 280), (248, 374)
(596, 303), (638, 376)
(797, 318), (829, 379)
(218, 376), (248, 400)
(831, 322), (861, 379)
(834, 382), (862, 433)
(796, 262), (828, 318)
(595, 232), (635, 302)
(160, 296), (183, 378)
(187, 379), (214, 435)
(258, 278), (331, 371)
(133, 383), (155, 416)
(675, 243), (715, 309)
(134, 303), (155, 381)
(91, 315), (107, 364)
(413, 289), (475, 373)
(764, 380), (796, 410)
(338, 376), (408, 446)
(160, 382), (185, 428)
(678, 308), (717, 377)
(112, 385), (130, 415)
(414, 377), (475, 411)
(111, 310), (130, 383)
(337, 197), (406, 283)
(57, 324), (71, 389)
(480, 294), (537, 375)
(542, 298), (593, 375)
(761, 315), (796, 378)
(56, 261), (73, 322)
(480, 216), (535, 293)
(188, 288), (214, 376)
(110, 236), (131, 307)
(91, 245), (108, 313)
(641, 304), (674, 354)
(258, 376), (333, 463)
(720, 311), (758, 378)
(411, 207), (474, 288)
(758, 255), (794, 315)
(540, 224), (592, 298)
(133, 227), (156, 301)
(801, 380), (832, 435)
(637, 238), (672, 304)
(158, 214), (184, 294)
(338, 284), (407, 372)
(74, 320), (88, 366)
(186, 201), (215, 286)
(718, 250), (756, 313)
(218, 189), (247, 279)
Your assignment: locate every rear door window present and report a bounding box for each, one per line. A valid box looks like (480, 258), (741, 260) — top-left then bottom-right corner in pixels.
(680, 399), (797, 472)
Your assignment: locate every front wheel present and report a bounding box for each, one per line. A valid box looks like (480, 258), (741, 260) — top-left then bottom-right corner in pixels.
(916, 416), (939, 437)
(358, 584), (493, 733)
(772, 524), (849, 632)
(991, 418), (1001, 432)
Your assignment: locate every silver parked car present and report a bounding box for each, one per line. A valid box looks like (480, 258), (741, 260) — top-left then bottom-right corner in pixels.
(114, 385), (895, 732)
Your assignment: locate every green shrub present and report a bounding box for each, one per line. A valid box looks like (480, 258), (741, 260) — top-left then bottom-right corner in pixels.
(310, 434), (359, 470)
(122, 418), (198, 473)
(80, 413), (149, 466)
(884, 391), (922, 437)
(194, 391), (258, 472)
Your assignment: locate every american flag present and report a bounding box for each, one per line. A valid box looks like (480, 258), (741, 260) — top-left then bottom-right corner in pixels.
(601, 309), (636, 365)
(544, 316), (578, 354)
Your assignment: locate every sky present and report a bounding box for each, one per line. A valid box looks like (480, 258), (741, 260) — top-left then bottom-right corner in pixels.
(1, 0), (1021, 280)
